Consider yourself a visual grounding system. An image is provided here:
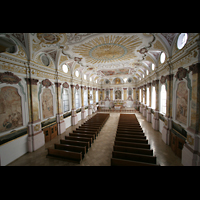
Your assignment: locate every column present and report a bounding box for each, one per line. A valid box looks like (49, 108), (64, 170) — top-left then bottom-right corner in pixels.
(140, 86), (143, 113)
(110, 88), (113, 100)
(98, 89), (101, 102)
(147, 82), (152, 123)
(88, 87), (92, 115)
(55, 82), (65, 135)
(102, 89), (105, 101)
(123, 88), (127, 100)
(133, 88), (136, 108)
(71, 84), (78, 125)
(152, 80), (159, 131)
(81, 86), (86, 119)
(143, 84), (147, 117)
(162, 74), (173, 145)
(93, 88), (97, 112)
(182, 63), (200, 165)
(25, 78), (45, 152)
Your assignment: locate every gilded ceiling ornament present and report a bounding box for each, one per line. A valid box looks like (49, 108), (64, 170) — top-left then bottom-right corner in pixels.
(72, 35), (142, 64)
(37, 33), (61, 44)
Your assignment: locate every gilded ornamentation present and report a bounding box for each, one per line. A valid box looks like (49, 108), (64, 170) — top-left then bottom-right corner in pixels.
(37, 33), (61, 44)
(34, 124), (40, 132)
(187, 135), (194, 145)
(72, 35), (142, 64)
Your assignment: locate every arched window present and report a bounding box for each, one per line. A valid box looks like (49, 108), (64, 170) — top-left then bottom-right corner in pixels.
(96, 90), (98, 102)
(63, 89), (69, 112)
(84, 89), (88, 106)
(75, 89), (80, 109)
(151, 86), (156, 109)
(146, 87), (149, 106)
(160, 84), (167, 114)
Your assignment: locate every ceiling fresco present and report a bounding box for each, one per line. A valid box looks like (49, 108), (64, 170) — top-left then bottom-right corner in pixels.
(100, 68), (130, 76)
(0, 33), (183, 82)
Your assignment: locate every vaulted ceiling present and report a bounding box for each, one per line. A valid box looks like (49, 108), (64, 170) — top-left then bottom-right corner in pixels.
(0, 33), (181, 82)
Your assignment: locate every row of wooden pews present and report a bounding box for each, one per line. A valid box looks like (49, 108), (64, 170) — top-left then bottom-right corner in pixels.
(111, 114), (159, 166)
(46, 113), (110, 163)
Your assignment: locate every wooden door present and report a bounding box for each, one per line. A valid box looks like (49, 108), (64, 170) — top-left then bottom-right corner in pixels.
(50, 124), (57, 140)
(43, 127), (50, 143)
(170, 132), (177, 153)
(176, 137), (185, 158)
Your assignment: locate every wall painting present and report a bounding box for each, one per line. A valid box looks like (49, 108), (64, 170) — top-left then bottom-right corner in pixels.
(0, 86), (23, 133)
(176, 81), (188, 125)
(42, 88), (54, 119)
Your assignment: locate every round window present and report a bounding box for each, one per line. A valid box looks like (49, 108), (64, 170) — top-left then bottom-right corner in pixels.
(62, 64), (68, 73)
(41, 54), (50, 66)
(160, 52), (166, 63)
(75, 70), (79, 77)
(177, 33), (188, 50)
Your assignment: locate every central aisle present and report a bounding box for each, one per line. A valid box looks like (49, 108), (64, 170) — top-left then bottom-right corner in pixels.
(79, 113), (120, 166)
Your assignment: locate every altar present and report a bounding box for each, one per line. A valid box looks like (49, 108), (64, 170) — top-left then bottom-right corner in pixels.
(114, 105), (122, 110)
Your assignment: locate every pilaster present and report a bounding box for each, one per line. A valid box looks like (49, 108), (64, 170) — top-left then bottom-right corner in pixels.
(25, 78), (44, 152)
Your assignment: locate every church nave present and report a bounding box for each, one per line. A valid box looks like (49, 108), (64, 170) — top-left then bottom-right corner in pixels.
(8, 112), (182, 166)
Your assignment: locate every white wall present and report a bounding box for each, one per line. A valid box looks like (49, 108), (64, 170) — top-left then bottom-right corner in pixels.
(159, 119), (165, 134)
(64, 116), (71, 129)
(77, 112), (81, 121)
(0, 134), (28, 166)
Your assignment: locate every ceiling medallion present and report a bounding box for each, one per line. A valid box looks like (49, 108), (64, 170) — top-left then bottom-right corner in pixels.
(89, 43), (127, 61)
(72, 35), (142, 64)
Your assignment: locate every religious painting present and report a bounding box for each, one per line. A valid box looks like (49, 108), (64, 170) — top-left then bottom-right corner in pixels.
(176, 81), (188, 125)
(115, 78), (121, 84)
(115, 90), (121, 99)
(0, 86), (23, 133)
(42, 88), (54, 119)
(115, 68), (129, 75)
(101, 70), (115, 76)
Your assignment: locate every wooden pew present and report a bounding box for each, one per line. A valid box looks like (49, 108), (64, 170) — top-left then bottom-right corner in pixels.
(47, 148), (82, 163)
(69, 132), (95, 141)
(73, 130), (97, 137)
(54, 144), (86, 158)
(115, 141), (150, 149)
(117, 131), (144, 135)
(115, 137), (148, 144)
(112, 151), (157, 164)
(60, 139), (89, 151)
(116, 134), (146, 140)
(113, 145), (153, 156)
(65, 136), (92, 146)
(117, 127), (143, 131)
(111, 158), (159, 166)
(78, 126), (100, 132)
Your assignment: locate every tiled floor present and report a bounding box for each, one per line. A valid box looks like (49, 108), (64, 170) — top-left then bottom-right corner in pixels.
(8, 112), (182, 166)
